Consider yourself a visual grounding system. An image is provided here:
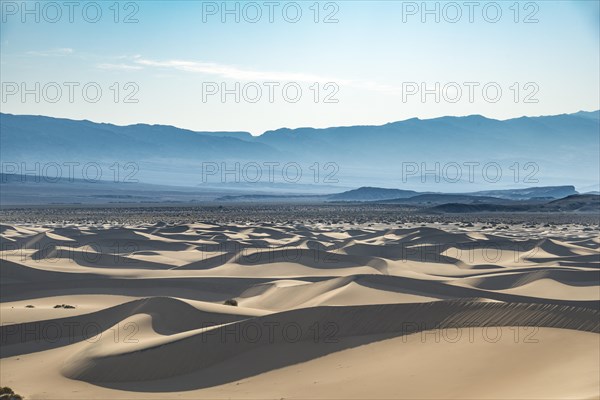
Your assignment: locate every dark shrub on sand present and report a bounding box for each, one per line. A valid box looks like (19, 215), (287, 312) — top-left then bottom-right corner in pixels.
(0, 387), (24, 400)
(54, 304), (75, 309)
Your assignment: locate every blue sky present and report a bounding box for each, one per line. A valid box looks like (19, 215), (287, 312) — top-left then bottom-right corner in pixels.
(1, 0), (599, 134)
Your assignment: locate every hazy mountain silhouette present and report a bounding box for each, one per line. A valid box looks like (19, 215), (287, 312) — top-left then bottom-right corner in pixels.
(428, 194), (600, 213)
(1, 111), (598, 190)
(328, 187), (420, 201)
(329, 186), (577, 202)
(466, 186), (577, 200)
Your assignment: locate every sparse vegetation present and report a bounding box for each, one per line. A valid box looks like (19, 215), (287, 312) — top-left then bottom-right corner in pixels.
(24, 305), (34, 308)
(223, 299), (238, 306)
(53, 304), (75, 309)
(0, 386), (24, 400)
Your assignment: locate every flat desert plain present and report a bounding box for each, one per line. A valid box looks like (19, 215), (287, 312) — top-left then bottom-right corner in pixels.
(1, 210), (599, 399)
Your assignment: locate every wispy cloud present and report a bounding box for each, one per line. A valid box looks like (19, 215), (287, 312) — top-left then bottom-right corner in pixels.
(97, 63), (143, 71)
(26, 48), (74, 57)
(132, 57), (401, 94)
(134, 58), (348, 84)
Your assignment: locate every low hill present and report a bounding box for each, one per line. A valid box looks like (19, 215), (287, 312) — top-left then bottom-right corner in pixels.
(330, 185), (579, 203)
(543, 194), (600, 212)
(469, 186), (577, 200)
(328, 187), (419, 201)
(429, 194), (600, 213)
(379, 193), (512, 205)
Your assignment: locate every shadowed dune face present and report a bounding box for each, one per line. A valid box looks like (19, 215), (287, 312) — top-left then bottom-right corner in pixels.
(0, 221), (599, 399)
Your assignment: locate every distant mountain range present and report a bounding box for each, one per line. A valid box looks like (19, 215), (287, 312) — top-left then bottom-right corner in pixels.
(1, 111), (598, 191)
(1, 172), (597, 212)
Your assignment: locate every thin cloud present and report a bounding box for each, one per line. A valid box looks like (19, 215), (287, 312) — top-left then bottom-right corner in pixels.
(135, 58), (350, 85)
(26, 48), (74, 57)
(98, 63), (143, 71)
(134, 57), (400, 94)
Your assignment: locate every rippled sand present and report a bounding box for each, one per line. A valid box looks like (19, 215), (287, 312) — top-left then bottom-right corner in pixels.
(1, 220), (599, 399)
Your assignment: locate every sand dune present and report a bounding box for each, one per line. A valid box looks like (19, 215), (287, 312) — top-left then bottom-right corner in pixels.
(1, 221), (598, 399)
(55, 301), (598, 383)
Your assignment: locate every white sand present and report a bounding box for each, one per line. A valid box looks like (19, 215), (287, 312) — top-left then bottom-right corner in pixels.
(1, 222), (598, 399)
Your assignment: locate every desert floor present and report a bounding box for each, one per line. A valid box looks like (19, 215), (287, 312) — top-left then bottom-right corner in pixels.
(1, 211), (599, 399)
